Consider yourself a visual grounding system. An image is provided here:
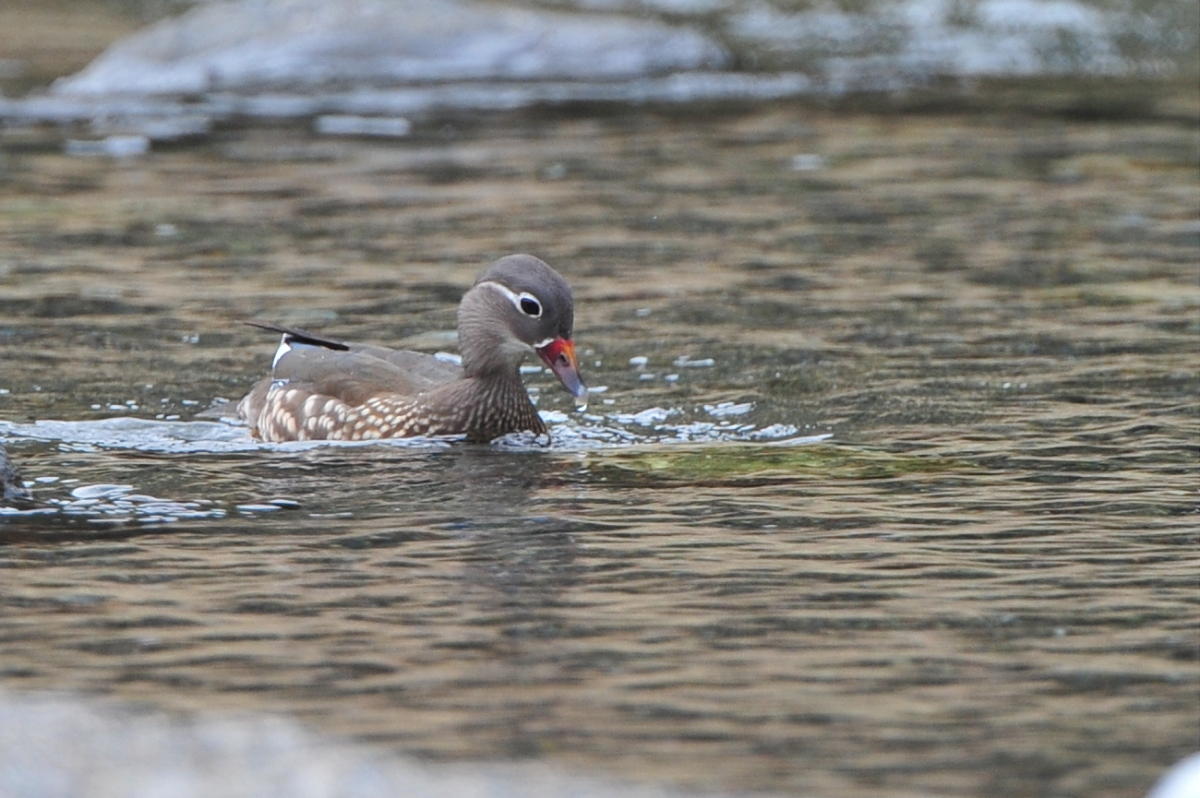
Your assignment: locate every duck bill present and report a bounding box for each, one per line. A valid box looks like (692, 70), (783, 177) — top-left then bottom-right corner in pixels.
(537, 337), (588, 404)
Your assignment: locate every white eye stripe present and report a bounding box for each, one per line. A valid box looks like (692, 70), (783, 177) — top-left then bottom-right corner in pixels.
(480, 281), (543, 318)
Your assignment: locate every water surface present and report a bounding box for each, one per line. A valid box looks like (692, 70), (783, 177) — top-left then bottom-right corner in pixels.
(1, 102), (1197, 797)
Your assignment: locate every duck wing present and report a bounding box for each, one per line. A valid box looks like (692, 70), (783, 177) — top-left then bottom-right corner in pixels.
(273, 347), (459, 402)
(246, 321), (461, 394)
(236, 322), (462, 436)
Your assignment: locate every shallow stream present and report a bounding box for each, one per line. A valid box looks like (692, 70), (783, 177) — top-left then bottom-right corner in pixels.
(1, 99), (1197, 796)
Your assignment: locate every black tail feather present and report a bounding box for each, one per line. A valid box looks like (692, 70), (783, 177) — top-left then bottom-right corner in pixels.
(243, 320), (351, 351)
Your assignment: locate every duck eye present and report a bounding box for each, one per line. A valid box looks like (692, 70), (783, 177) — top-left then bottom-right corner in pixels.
(518, 294), (542, 318)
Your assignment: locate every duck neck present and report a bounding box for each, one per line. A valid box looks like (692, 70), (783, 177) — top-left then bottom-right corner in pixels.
(450, 283), (546, 441)
(457, 285), (528, 379)
(439, 371), (545, 442)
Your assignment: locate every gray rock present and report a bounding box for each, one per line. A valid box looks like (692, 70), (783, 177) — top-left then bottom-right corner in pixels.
(2, 0), (1186, 131)
(0, 689), (756, 798)
(51, 0), (727, 97)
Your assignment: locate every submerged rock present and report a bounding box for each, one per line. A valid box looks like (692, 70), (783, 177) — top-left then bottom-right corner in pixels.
(51, 0), (727, 97)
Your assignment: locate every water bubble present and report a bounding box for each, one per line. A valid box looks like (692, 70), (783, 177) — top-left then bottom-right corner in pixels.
(704, 402), (754, 418)
(65, 135), (150, 158)
(314, 114), (411, 138)
(236, 504), (283, 513)
(790, 153), (825, 171)
(613, 407), (676, 426)
(70, 484), (134, 500)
